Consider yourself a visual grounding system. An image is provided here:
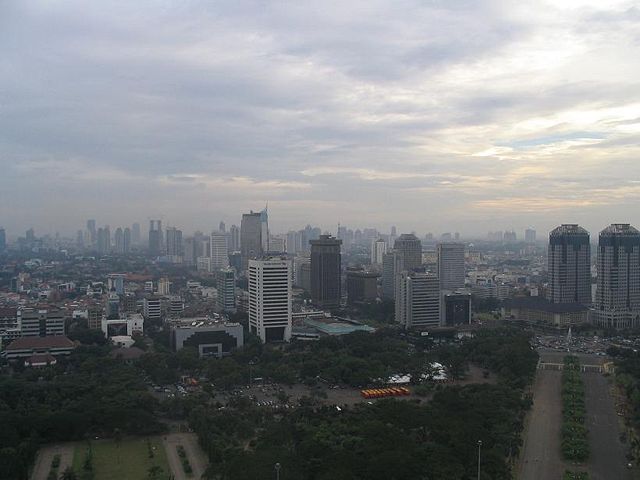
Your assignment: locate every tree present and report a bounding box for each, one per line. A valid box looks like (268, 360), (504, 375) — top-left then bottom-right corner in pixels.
(147, 465), (163, 480)
(59, 467), (78, 480)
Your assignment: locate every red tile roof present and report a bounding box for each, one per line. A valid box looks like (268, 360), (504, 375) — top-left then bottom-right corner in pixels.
(6, 336), (75, 351)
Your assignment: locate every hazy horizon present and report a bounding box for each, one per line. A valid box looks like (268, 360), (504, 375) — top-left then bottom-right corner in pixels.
(2, 1), (640, 236)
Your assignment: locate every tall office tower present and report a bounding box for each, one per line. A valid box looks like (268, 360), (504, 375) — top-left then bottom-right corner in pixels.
(114, 227), (125, 254)
(25, 228), (35, 243)
(525, 228), (537, 244)
(310, 235), (342, 308)
(97, 227), (111, 254)
(391, 226), (397, 236)
(216, 267), (236, 312)
(165, 227), (183, 258)
(394, 234), (422, 272)
(76, 230), (84, 249)
(286, 231), (299, 255)
(210, 231), (229, 270)
(437, 242), (466, 291)
(123, 227), (131, 254)
(149, 220), (162, 255)
(503, 230), (517, 242)
(594, 224), (640, 329)
(548, 224), (591, 305)
(219, 221), (226, 233)
(0, 227), (6, 252)
(371, 238), (387, 265)
(132, 222), (141, 245)
(395, 272), (441, 329)
(229, 224), (241, 252)
(293, 255), (311, 287)
(183, 237), (197, 266)
(260, 207), (270, 252)
(241, 211), (263, 270)
(87, 219), (96, 245)
(248, 257), (292, 342)
(268, 235), (286, 253)
(382, 251), (403, 299)
(346, 268), (379, 304)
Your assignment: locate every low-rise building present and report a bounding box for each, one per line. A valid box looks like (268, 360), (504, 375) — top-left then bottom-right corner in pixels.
(2, 335), (75, 360)
(503, 297), (588, 327)
(170, 317), (243, 358)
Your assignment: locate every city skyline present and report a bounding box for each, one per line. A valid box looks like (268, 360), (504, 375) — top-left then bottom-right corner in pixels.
(1, 1), (640, 234)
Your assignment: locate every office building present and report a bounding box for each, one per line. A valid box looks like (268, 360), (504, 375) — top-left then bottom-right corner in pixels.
(210, 231), (229, 270)
(132, 222), (141, 245)
(97, 227), (110, 254)
(594, 224), (640, 329)
(0, 227), (6, 252)
(165, 227), (183, 259)
(346, 268), (379, 303)
(260, 207), (270, 252)
(548, 224), (591, 305)
(443, 292), (472, 326)
(143, 296), (163, 321)
(217, 268), (236, 313)
(241, 212), (263, 271)
(107, 273), (126, 295)
(149, 220), (162, 255)
(437, 242), (466, 291)
(101, 313), (144, 338)
(395, 272), (441, 329)
(170, 318), (243, 358)
(87, 219), (96, 245)
(18, 308), (66, 337)
(248, 257), (292, 342)
(525, 228), (537, 244)
(382, 251), (403, 299)
(310, 235), (342, 309)
(394, 234), (422, 272)
(229, 224), (241, 252)
(158, 277), (171, 295)
(371, 238), (387, 265)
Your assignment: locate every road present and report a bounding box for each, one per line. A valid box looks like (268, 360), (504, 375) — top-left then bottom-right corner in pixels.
(583, 373), (632, 480)
(30, 443), (74, 480)
(518, 369), (565, 480)
(163, 433), (208, 480)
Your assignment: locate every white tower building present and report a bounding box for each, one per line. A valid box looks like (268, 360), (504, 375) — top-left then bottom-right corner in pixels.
(248, 257), (292, 342)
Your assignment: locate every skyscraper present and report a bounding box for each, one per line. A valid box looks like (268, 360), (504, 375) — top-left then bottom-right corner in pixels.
(437, 242), (466, 291)
(229, 224), (241, 252)
(371, 238), (387, 265)
(0, 227), (6, 252)
(97, 226), (110, 254)
(260, 207), (269, 252)
(216, 267), (236, 313)
(114, 227), (124, 254)
(219, 221), (226, 233)
(395, 272), (441, 329)
(525, 228), (537, 244)
(248, 257), (292, 342)
(548, 224), (591, 305)
(310, 235), (342, 308)
(165, 227), (183, 259)
(241, 212), (263, 271)
(394, 234), (422, 272)
(382, 251), (403, 299)
(149, 220), (162, 255)
(132, 222), (141, 245)
(123, 227), (131, 254)
(210, 231), (229, 270)
(594, 224), (640, 329)
(87, 219), (96, 245)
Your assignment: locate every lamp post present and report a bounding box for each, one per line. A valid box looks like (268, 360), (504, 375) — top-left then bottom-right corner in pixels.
(275, 462), (281, 480)
(477, 440), (482, 480)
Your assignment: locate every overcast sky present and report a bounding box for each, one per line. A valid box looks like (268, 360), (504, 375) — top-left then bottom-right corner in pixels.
(1, 0), (639, 238)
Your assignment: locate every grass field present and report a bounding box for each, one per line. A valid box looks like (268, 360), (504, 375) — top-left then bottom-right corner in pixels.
(72, 437), (172, 480)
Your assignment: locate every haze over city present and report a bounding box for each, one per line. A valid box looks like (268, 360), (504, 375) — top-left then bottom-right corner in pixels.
(2, 0), (640, 236)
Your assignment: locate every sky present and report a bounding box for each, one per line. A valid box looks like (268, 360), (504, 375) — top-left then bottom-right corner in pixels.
(1, 0), (640, 238)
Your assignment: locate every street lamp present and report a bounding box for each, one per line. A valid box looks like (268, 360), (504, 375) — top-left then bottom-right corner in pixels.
(477, 440), (482, 480)
(275, 462), (281, 480)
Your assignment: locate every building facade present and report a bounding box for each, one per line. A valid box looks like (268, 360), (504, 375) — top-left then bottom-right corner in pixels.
(248, 257), (292, 342)
(548, 224), (591, 305)
(394, 234), (422, 272)
(395, 272), (441, 329)
(310, 235), (342, 308)
(241, 212), (263, 271)
(437, 242), (466, 291)
(216, 268), (236, 313)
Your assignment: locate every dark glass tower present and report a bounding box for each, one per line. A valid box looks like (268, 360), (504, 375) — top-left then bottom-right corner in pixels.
(310, 235), (342, 308)
(548, 224), (591, 304)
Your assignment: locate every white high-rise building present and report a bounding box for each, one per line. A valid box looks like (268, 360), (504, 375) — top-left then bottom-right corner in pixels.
(210, 232), (229, 270)
(248, 257), (292, 343)
(437, 242), (466, 291)
(371, 238), (387, 265)
(395, 272), (441, 329)
(157, 277), (171, 296)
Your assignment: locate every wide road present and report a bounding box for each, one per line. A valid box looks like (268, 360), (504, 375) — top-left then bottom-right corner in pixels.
(583, 373), (632, 480)
(518, 369), (564, 480)
(30, 443), (74, 480)
(163, 433), (209, 480)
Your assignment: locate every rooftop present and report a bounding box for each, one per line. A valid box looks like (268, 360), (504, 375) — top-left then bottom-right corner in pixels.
(6, 335), (75, 351)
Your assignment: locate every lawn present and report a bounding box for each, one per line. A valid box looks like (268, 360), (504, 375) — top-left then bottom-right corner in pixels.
(72, 436), (171, 480)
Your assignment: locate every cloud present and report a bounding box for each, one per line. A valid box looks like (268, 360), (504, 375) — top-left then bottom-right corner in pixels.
(0, 0), (639, 236)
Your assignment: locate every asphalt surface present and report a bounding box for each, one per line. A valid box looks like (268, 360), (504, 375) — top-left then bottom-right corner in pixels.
(30, 443), (74, 480)
(163, 433), (208, 480)
(583, 373), (632, 480)
(518, 369), (564, 480)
